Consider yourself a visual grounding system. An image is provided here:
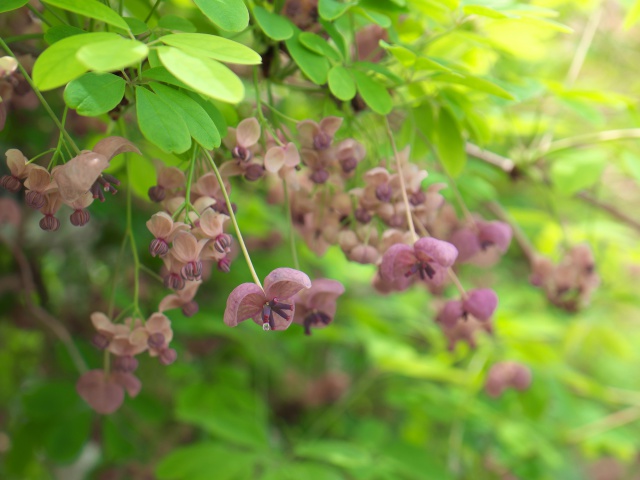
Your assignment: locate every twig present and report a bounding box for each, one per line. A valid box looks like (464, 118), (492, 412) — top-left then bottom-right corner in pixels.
(576, 192), (640, 233)
(547, 129), (640, 154)
(465, 142), (515, 174)
(0, 235), (87, 373)
(486, 202), (537, 262)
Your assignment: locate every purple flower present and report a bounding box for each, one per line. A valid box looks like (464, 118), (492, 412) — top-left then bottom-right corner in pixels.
(293, 279), (345, 335)
(380, 237), (458, 290)
(451, 220), (512, 264)
(224, 268), (312, 331)
(76, 369), (141, 415)
(485, 361), (532, 398)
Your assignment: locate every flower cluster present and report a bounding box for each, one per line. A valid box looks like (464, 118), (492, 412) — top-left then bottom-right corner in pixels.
(529, 244), (599, 311)
(484, 361), (532, 398)
(0, 137), (138, 230)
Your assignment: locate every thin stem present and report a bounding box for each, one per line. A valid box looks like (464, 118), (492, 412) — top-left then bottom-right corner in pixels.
(40, 3), (70, 26)
(183, 146), (198, 221)
(126, 159), (141, 317)
(145, 0), (162, 22)
(465, 143), (515, 174)
(27, 148), (56, 164)
(108, 234), (129, 319)
(139, 263), (164, 283)
(27, 5), (53, 26)
(201, 147), (263, 290)
(576, 191), (640, 234)
(546, 129), (640, 154)
(283, 180), (300, 270)
(384, 116), (417, 242)
(3, 33), (45, 43)
(0, 235), (87, 373)
(0, 39), (80, 154)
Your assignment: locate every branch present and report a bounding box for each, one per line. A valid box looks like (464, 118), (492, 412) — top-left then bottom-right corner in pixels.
(0, 235), (87, 373)
(547, 129), (640, 154)
(576, 191), (640, 233)
(465, 142), (516, 174)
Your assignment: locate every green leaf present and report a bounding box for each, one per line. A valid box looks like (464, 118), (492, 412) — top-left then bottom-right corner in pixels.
(253, 6), (294, 41)
(261, 462), (344, 480)
(550, 150), (606, 195)
(435, 107), (466, 177)
(295, 441), (371, 469)
(183, 91), (228, 136)
(355, 7), (391, 27)
(158, 47), (245, 103)
(463, 5), (511, 19)
(0, 0), (29, 14)
(150, 83), (220, 149)
(124, 17), (149, 35)
(41, 0), (129, 30)
(160, 33), (261, 65)
(299, 32), (342, 61)
(64, 72), (125, 116)
(352, 70), (392, 114)
(76, 37), (148, 72)
(436, 73), (515, 100)
(353, 61), (403, 84)
(135, 87), (191, 153)
(43, 25), (86, 45)
(193, 0), (249, 32)
(33, 32), (119, 90)
(285, 32), (331, 85)
(328, 65), (356, 101)
(44, 410), (92, 463)
(415, 56), (458, 74)
(158, 15), (197, 32)
(319, 0), (355, 20)
(142, 66), (192, 90)
(379, 40), (416, 66)
(156, 443), (257, 480)
(320, 19), (348, 59)
(176, 384), (269, 450)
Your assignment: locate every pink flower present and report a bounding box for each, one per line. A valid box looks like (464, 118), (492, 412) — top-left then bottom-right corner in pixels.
(23, 165), (56, 209)
(450, 220), (512, 265)
(159, 280), (201, 317)
(148, 164), (186, 202)
(265, 142), (300, 188)
(485, 362), (532, 398)
(1, 149), (31, 192)
(146, 212), (189, 257)
(224, 268), (311, 331)
(224, 117), (261, 161)
(380, 237), (458, 290)
(293, 278), (345, 335)
(144, 312), (173, 357)
(436, 289), (499, 328)
(76, 369), (141, 414)
(298, 117), (343, 150)
(170, 231), (209, 281)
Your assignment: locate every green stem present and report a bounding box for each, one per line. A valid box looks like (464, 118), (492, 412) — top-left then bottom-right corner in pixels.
(126, 160), (141, 317)
(184, 146), (197, 220)
(0, 38), (80, 154)
(201, 147), (263, 290)
(145, 0), (163, 22)
(26, 5), (53, 26)
(384, 116), (417, 242)
(3, 33), (45, 43)
(282, 180), (300, 270)
(40, 3), (70, 26)
(107, 233), (129, 319)
(27, 148), (56, 164)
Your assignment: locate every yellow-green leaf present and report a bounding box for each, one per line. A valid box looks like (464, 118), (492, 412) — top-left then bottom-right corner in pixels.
(41, 0), (129, 30)
(160, 33), (261, 65)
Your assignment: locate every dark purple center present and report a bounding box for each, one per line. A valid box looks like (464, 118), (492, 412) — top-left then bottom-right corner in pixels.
(302, 310), (331, 335)
(261, 297), (293, 331)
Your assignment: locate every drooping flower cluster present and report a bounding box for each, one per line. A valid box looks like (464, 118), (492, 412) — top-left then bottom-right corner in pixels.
(484, 361), (532, 398)
(529, 244), (600, 311)
(0, 137), (139, 230)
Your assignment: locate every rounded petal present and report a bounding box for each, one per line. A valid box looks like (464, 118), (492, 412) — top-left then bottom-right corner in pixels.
(171, 231), (199, 263)
(224, 283), (265, 326)
(146, 312), (171, 332)
(76, 370), (124, 415)
(414, 237), (458, 267)
(92, 136), (140, 161)
(6, 149), (28, 177)
(158, 166), (186, 189)
(297, 120), (320, 148)
(450, 228), (482, 263)
(437, 300), (464, 328)
(24, 166), (53, 192)
(463, 288), (498, 322)
(264, 146), (285, 173)
(91, 312), (115, 336)
(319, 116), (343, 138)
(146, 211), (174, 238)
(283, 143), (300, 167)
(301, 278), (344, 317)
(111, 372), (142, 397)
(478, 221), (512, 253)
(264, 268), (311, 300)
(380, 243), (413, 281)
(348, 245), (379, 265)
(198, 209), (226, 238)
(236, 118), (261, 147)
(53, 151), (109, 203)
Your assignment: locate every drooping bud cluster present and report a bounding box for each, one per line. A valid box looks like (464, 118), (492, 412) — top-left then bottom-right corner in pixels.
(484, 361), (532, 397)
(0, 137), (139, 231)
(529, 244), (600, 311)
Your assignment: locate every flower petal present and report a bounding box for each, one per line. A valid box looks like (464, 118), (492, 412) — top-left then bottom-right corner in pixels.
(283, 143), (300, 167)
(53, 151), (109, 203)
(111, 372), (142, 397)
(463, 288), (498, 322)
(319, 116), (343, 138)
(450, 228), (481, 263)
(224, 283), (265, 326)
(92, 136), (140, 161)
(437, 300), (464, 328)
(414, 237), (458, 267)
(171, 231), (199, 263)
(264, 146), (285, 173)
(76, 369), (124, 415)
(236, 118), (261, 147)
(297, 120), (319, 148)
(478, 221), (512, 253)
(91, 312), (115, 336)
(146, 211), (174, 238)
(264, 268), (311, 300)
(380, 243), (413, 281)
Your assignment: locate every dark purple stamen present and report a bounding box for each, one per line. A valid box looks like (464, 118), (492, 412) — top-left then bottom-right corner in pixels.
(261, 297), (293, 331)
(302, 311), (331, 335)
(405, 261), (437, 280)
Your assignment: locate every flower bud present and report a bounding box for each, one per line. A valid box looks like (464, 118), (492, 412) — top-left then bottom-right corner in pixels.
(375, 183), (392, 202)
(39, 214), (60, 232)
(182, 300), (199, 317)
(113, 355), (139, 372)
(25, 190), (45, 209)
(91, 333), (110, 350)
(148, 185), (166, 202)
(159, 348), (177, 365)
(217, 257), (231, 273)
(244, 163), (265, 182)
(0, 175), (21, 192)
(147, 332), (165, 350)
(310, 169), (329, 184)
(149, 238), (169, 257)
(70, 209), (90, 227)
